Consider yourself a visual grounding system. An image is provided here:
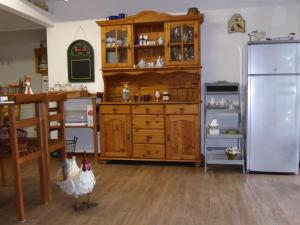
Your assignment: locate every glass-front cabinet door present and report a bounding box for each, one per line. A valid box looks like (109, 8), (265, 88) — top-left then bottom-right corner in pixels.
(165, 21), (199, 66)
(101, 25), (132, 68)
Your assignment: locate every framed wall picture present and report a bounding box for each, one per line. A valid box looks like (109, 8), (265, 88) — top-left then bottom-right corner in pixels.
(67, 40), (95, 83)
(228, 14), (245, 33)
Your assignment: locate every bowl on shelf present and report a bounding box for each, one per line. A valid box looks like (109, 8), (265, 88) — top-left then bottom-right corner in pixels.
(224, 128), (239, 134)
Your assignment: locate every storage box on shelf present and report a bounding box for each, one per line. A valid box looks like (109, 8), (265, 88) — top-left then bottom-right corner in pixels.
(97, 10), (204, 165)
(204, 82), (245, 173)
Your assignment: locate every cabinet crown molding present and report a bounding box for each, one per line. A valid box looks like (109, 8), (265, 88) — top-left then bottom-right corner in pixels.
(96, 10), (204, 26)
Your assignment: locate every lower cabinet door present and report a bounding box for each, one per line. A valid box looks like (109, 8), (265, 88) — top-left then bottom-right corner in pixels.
(101, 114), (132, 157)
(166, 115), (200, 160)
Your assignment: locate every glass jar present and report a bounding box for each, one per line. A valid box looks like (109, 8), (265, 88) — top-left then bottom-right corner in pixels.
(162, 91), (170, 101)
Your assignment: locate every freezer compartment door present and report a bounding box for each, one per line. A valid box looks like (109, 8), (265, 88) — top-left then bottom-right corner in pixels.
(247, 75), (299, 173)
(248, 43), (300, 74)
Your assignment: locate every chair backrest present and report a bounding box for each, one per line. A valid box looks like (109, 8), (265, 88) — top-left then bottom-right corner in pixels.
(7, 94), (46, 162)
(44, 92), (67, 158)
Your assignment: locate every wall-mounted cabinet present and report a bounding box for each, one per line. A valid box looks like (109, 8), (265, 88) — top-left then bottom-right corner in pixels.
(34, 48), (48, 75)
(97, 10), (204, 165)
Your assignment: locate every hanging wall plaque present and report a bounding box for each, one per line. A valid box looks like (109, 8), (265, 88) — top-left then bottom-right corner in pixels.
(228, 14), (245, 33)
(67, 40), (95, 82)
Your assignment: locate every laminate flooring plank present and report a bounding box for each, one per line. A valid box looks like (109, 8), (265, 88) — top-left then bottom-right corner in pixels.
(1, 161), (300, 225)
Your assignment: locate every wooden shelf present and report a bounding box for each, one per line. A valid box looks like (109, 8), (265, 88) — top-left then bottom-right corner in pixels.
(102, 66), (201, 76)
(106, 45), (129, 49)
(134, 44), (164, 48)
(100, 101), (199, 105)
(66, 125), (93, 128)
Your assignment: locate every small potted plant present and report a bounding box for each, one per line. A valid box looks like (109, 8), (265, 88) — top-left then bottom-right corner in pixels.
(225, 146), (240, 160)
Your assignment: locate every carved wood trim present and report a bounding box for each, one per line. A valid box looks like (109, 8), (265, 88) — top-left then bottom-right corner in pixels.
(96, 10), (204, 26)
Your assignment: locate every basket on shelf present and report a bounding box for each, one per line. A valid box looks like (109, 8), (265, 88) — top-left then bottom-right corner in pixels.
(66, 136), (78, 153)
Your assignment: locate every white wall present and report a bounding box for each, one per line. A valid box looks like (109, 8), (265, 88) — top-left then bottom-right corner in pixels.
(46, 2), (298, 91)
(202, 4), (298, 85)
(45, 0), (297, 22)
(0, 29), (47, 93)
(47, 20), (102, 92)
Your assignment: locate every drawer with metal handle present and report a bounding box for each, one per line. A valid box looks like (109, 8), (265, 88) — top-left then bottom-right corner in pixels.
(132, 104), (164, 114)
(132, 129), (164, 143)
(165, 104), (199, 114)
(100, 105), (130, 114)
(132, 144), (165, 159)
(132, 115), (164, 129)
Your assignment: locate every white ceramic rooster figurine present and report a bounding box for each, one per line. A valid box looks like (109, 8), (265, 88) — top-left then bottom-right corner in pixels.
(57, 155), (96, 210)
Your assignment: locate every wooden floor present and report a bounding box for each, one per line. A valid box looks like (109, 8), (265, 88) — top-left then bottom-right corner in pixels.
(1, 158), (300, 225)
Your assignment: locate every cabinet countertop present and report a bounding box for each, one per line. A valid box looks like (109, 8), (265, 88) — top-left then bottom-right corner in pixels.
(99, 101), (200, 105)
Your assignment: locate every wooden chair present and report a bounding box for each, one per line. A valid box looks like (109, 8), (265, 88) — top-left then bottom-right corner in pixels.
(42, 92), (67, 201)
(7, 94), (49, 222)
(0, 104), (20, 125)
(0, 157), (6, 186)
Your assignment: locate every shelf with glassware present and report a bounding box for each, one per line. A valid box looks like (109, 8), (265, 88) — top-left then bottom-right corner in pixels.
(204, 82), (245, 173)
(64, 96), (98, 160)
(97, 10), (203, 71)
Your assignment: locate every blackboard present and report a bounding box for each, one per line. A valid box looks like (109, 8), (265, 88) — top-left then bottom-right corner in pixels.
(71, 60), (91, 79)
(68, 40), (94, 82)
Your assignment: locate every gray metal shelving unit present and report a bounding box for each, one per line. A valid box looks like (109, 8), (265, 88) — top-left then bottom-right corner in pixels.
(204, 82), (245, 173)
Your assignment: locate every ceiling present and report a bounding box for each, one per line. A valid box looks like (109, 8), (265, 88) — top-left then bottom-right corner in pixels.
(0, 8), (44, 32)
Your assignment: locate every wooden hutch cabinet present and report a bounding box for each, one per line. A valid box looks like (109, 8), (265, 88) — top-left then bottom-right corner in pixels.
(97, 10), (204, 166)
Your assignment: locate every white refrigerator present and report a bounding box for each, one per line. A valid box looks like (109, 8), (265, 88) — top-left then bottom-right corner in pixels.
(247, 40), (300, 174)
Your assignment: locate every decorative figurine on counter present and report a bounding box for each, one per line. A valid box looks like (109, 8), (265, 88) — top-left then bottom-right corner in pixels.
(154, 90), (160, 102)
(23, 74), (33, 94)
(248, 29), (266, 41)
(122, 82), (130, 102)
(158, 36), (163, 45)
(208, 97), (216, 108)
(219, 97), (226, 107)
(155, 56), (164, 67)
(209, 119), (219, 135)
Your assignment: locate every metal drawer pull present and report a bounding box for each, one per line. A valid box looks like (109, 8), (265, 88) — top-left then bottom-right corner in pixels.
(113, 108), (118, 112)
(145, 108), (150, 113)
